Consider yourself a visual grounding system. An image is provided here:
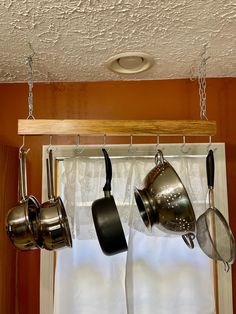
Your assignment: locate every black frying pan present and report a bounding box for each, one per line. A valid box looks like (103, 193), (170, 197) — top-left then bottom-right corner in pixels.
(92, 148), (128, 255)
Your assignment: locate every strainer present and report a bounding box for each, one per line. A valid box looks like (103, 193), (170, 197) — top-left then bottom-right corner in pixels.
(134, 149), (196, 248)
(196, 149), (235, 271)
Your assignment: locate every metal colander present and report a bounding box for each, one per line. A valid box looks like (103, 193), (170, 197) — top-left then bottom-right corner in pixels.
(135, 150), (196, 247)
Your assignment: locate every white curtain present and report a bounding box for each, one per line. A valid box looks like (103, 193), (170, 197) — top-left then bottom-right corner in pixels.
(53, 146), (215, 314)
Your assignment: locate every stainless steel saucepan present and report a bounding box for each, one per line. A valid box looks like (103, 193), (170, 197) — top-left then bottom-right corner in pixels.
(39, 149), (72, 250)
(134, 149), (196, 248)
(6, 149), (41, 250)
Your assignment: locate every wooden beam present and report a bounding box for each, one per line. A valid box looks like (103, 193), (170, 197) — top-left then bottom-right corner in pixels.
(18, 119), (216, 136)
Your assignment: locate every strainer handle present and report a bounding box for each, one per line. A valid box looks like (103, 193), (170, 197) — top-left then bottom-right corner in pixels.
(207, 149), (214, 189)
(155, 150), (164, 166)
(223, 261), (230, 272)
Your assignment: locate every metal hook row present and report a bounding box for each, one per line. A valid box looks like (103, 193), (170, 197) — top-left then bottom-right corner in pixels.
(20, 134), (215, 156)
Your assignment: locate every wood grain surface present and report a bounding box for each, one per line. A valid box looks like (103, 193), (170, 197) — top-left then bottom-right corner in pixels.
(18, 119), (216, 136)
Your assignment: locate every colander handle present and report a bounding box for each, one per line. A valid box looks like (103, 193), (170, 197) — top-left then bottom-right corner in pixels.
(182, 233), (195, 249)
(155, 150), (164, 166)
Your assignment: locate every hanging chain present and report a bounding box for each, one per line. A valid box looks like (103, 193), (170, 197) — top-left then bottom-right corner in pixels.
(26, 52), (35, 119)
(198, 45), (210, 120)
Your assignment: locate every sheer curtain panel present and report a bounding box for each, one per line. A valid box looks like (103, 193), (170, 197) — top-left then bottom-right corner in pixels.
(50, 144), (229, 314)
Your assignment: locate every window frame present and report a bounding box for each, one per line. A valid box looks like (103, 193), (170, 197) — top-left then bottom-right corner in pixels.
(40, 143), (233, 314)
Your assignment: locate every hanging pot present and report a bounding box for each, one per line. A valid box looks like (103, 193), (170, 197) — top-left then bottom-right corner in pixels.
(92, 148), (128, 255)
(134, 149), (196, 247)
(6, 149), (41, 250)
(39, 149), (72, 250)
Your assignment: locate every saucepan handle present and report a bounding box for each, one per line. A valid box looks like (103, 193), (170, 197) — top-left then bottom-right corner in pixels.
(46, 158), (53, 201)
(19, 149), (27, 202)
(102, 148), (112, 194)
(47, 149), (55, 200)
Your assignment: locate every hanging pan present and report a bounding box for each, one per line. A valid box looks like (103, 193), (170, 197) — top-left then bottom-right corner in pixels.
(134, 149), (196, 248)
(92, 148), (128, 255)
(6, 148), (41, 250)
(39, 149), (72, 250)
(196, 149), (236, 271)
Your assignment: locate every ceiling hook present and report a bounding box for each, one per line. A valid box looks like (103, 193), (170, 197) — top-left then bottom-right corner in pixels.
(181, 136), (191, 154)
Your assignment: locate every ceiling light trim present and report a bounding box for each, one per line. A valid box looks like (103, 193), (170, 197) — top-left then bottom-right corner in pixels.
(106, 52), (154, 74)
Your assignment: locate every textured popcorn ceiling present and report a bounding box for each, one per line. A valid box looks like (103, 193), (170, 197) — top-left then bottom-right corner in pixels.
(0, 0), (235, 82)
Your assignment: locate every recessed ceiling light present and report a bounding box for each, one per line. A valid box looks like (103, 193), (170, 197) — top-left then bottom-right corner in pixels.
(106, 52), (154, 74)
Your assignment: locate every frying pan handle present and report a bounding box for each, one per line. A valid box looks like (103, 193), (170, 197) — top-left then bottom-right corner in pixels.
(19, 149), (27, 202)
(102, 148), (112, 193)
(207, 149), (214, 189)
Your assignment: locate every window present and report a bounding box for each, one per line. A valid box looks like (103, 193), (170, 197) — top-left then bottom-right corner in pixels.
(40, 143), (233, 314)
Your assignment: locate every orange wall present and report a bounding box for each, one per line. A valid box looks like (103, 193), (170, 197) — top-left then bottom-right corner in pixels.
(0, 79), (235, 314)
(0, 145), (18, 314)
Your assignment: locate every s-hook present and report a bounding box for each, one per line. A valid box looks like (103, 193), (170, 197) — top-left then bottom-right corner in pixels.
(102, 134), (110, 152)
(156, 135), (160, 151)
(207, 135), (217, 153)
(19, 136), (30, 155)
(75, 135), (84, 155)
(155, 135), (165, 153)
(180, 136), (191, 154)
(47, 135), (56, 153)
(128, 134), (136, 153)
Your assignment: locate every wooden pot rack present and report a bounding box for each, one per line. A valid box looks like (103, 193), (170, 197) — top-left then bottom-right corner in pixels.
(18, 119), (216, 136)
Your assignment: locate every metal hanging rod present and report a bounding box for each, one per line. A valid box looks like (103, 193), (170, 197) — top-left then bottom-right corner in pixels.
(18, 119), (216, 136)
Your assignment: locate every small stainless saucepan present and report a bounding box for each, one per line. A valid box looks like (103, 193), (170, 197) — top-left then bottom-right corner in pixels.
(6, 149), (41, 250)
(134, 149), (196, 248)
(39, 149), (72, 250)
